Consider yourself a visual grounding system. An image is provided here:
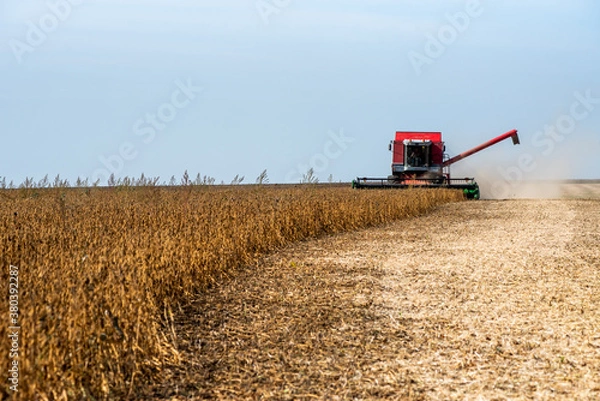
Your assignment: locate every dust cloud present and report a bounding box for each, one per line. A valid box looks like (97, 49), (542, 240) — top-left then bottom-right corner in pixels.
(450, 151), (575, 200)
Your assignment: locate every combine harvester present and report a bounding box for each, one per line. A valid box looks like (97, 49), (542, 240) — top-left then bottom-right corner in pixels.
(352, 129), (520, 199)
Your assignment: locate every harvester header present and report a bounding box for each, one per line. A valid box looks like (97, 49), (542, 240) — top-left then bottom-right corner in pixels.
(353, 129), (520, 199)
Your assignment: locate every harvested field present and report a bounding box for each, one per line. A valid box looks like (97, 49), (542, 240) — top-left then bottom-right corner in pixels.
(561, 181), (600, 199)
(151, 197), (600, 400)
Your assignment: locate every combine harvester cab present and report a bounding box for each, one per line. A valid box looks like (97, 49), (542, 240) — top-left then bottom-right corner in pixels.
(353, 129), (520, 199)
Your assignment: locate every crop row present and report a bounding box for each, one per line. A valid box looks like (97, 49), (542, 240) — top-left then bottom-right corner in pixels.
(0, 186), (463, 399)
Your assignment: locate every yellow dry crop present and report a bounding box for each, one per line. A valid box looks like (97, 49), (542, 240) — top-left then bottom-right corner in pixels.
(0, 185), (463, 399)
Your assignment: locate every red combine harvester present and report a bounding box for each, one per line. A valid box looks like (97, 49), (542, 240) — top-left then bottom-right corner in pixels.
(352, 129), (520, 199)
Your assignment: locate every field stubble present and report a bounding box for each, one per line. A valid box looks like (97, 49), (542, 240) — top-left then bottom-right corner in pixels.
(156, 197), (600, 400)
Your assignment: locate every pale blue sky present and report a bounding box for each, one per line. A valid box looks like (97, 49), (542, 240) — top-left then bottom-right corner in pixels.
(1, 1), (599, 185)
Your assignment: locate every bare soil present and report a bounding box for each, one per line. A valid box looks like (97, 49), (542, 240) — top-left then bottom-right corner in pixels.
(150, 198), (600, 400)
